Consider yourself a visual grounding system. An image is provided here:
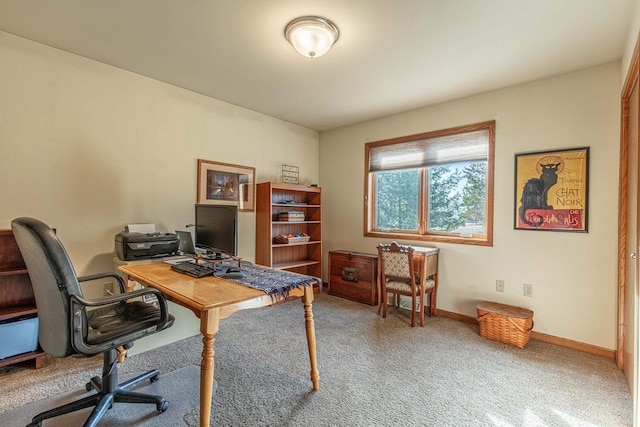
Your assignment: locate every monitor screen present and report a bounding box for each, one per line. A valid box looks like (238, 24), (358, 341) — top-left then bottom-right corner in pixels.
(194, 204), (238, 256)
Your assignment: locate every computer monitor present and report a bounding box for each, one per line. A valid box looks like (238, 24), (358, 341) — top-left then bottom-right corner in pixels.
(194, 204), (238, 257)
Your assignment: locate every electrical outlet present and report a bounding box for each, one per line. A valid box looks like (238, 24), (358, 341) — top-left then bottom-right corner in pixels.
(523, 283), (533, 297)
(103, 281), (115, 296)
(496, 279), (505, 292)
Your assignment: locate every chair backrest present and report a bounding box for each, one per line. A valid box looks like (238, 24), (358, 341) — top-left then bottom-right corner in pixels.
(377, 241), (415, 281)
(11, 217), (83, 358)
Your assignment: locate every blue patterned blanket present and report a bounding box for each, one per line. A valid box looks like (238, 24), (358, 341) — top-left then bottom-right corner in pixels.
(218, 261), (321, 300)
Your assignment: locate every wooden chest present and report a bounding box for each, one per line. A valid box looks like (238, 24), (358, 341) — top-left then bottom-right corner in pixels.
(328, 251), (378, 305)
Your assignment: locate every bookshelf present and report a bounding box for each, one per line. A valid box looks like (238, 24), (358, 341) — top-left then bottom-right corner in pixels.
(255, 182), (322, 279)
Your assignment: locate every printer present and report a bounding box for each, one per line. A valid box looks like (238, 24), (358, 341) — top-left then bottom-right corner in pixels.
(115, 232), (179, 261)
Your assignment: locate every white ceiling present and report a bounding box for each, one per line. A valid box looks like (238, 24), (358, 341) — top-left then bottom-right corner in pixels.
(0, 1), (634, 131)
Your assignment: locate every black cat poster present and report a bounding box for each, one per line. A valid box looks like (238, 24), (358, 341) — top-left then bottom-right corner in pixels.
(514, 147), (589, 232)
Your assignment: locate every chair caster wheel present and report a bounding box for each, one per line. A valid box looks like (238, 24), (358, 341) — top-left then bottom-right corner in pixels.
(86, 376), (101, 391)
(157, 400), (169, 412)
(27, 422), (42, 427)
(150, 373), (160, 383)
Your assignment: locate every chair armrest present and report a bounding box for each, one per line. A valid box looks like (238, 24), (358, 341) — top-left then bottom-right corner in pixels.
(69, 287), (171, 355)
(71, 287), (170, 327)
(78, 272), (126, 293)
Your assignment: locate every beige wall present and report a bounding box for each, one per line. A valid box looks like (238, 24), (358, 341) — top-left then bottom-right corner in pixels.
(623, 0), (640, 79)
(320, 62), (621, 349)
(0, 31), (319, 353)
(0, 27), (626, 352)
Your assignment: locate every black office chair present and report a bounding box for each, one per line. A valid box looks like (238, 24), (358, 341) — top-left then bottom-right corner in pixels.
(11, 217), (175, 427)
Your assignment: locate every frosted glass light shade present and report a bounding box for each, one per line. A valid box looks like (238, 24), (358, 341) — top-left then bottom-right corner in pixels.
(285, 16), (339, 58)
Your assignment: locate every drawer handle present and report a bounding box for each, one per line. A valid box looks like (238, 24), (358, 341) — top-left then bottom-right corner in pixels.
(342, 267), (359, 282)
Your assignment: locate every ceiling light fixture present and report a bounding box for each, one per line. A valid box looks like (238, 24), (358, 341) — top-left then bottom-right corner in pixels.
(284, 16), (339, 59)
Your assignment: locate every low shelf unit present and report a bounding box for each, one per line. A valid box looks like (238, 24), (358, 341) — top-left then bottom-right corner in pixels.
(0, 229), (45, 369)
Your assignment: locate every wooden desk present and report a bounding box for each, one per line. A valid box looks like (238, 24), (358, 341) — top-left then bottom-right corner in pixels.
(377, 246), (440, 316)
(118, 263), (319, 427)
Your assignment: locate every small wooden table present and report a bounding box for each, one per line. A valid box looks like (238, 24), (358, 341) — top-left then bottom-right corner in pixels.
(118, 263), (320, 427)
(413, 247), (439, 316)
(377, 246), (440, 316)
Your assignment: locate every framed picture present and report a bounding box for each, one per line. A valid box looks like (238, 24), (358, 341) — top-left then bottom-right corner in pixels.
(197, 159), (256, 212)
(514, 147), (589, 232)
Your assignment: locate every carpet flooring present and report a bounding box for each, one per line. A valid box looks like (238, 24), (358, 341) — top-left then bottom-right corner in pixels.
(0, 366), (204, 426)
(0, 292), (633, 426)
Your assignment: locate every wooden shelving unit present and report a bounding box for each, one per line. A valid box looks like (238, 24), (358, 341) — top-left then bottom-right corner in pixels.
(0, 229), (45, 369)
(255, 182), (322, 279)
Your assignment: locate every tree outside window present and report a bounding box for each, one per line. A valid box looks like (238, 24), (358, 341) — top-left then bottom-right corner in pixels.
(375, 169), (419, 231)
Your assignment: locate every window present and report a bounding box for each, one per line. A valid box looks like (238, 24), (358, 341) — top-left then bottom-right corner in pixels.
(365, 121), (495, 246)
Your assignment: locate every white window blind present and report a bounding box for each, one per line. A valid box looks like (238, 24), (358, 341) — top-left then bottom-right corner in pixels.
(369, 129), (489, 172)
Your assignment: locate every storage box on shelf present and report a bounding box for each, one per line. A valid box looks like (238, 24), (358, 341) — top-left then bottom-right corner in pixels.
(0, 316), (39, 359)
(476, 301), (534, 349)
(256, 182), (322, 280)
(0, 229), (45, 368)
(277, 211), (305, 222)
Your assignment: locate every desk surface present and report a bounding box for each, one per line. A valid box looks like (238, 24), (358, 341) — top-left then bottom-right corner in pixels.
(118, 262), (307, 317)
(412, 246), (439, 255)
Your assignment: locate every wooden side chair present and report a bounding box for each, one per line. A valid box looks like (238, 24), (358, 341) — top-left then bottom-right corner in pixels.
(377, 241), (434, 327)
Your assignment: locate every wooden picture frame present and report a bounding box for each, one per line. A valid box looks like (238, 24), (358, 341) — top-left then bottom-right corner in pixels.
(197, 159), (256, 212)
(514, 147), (589, 232)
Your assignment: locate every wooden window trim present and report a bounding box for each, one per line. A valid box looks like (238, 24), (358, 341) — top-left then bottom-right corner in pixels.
(364, 120), (495, 247)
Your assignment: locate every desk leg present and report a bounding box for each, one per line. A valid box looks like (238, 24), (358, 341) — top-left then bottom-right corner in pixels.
(377, 266), (382, 316)
(431, 273), (438, 317)
(116, 274), (138, 363)
(302, 286), (320, 391)
(199, 308), (220, 427)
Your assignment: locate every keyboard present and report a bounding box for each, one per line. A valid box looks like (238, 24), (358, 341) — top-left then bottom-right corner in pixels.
(171, 261), (215, 278)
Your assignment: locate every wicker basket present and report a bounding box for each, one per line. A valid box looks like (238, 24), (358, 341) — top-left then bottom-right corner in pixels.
(274, 235), (311, 244)
(476, 301), (534, 349)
